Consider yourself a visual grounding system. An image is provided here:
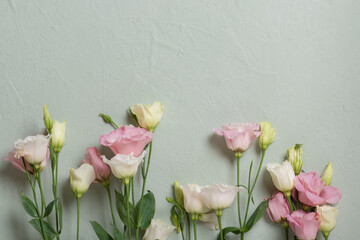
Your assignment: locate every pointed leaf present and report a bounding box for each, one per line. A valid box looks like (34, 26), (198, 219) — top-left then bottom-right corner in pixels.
(29, 219), (56, 240)
(115, 190), (136, 227)
(216, 227), (241, 240)
(58, 199), (63, 232)
(44, 199), (56, 217)
(21, 194), (38, 218)
(243, 199), (269, 232)
(90, 221), (114, 240)
(136, 191), (156, 230)
(113, 225), (124, 240)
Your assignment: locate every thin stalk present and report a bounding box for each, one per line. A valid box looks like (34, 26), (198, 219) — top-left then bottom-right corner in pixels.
(236, 155), (242, 228)
(135, 141), (153, 239)
(241, 232), (244, 240)
(22, 158), (47, 240)
(52, 151), (60, 239)
(186, 213), (191, 240)
(105, 184), (117, 227)
(284, 226), (289, 240)
(36, 172), (46, 215)
(131, 177), (135, 205)
(125, 182), (131, 240)
(243, 149), (266, 223)
(216, 212), (223, 240)
(192, 218), (197, 240)
(180, 226), (185, 240)
(76, 198), (80, 240)
(286, 194), (293, 213)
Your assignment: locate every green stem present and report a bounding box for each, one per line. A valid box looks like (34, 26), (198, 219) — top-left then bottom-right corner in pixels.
(236, 155), (242, 228)
(284, 226), (289, 240)
(131, 177), (135, 206)
(125, 181), (131, 240)
(36, 172), (46, 215)
(135, 141), (153, 239)
(286, 194), (293, 213)
(192, 218), (197, 240)
(105, 184), (117, 227)
(216, 212), (223, 240)
(243, 149), (266, 223)
(180, 225), (185, 240)
(325, 236), (329, 240)
(77, 198), (80, 240)
(241, 232), (244, 240)
(186, 213), (191, 240)
(52, 151), (60, 239)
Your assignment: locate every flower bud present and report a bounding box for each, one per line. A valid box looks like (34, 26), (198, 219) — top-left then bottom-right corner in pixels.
(131, 101), (164, 131)
(287, 144), (303, 175)
(69, 163), (95, 199)
(321, 162), (334, 186)
(174, 181), (184, 207)
(259, 121), (276, 150)
(317, 205), (339, 236)
(43, 105), (53, 132)
(171, 206), (181, 232)
(267, 161), (295, 194)
(52, 120), (66, 153)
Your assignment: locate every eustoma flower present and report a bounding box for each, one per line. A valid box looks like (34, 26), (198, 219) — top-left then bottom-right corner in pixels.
(4, 149), (50, 174)
(199, 213), (219, 230)
(131, 101), (164, 132)
(69, 163), (95, 199)
(99, 125), (152, 157)
(182, 184), (209, 216)
(258, 121), (276, 150)
(267, 161), (295, 195)
(143, 219), (175, 240)
(13, 134), (50, 167)
(82, 146), (111, 184)
(213, 123), (260, 154)
(321, 163), (334, 186)
(286, 210), (321, 240)
(102, 151), (146, 183)
(266, 191), (291, 223)
(295, 172), (341, 207)
(200, 183), (242, 211)
(52, 120), (66, 153)
(316, 205), (339, 238)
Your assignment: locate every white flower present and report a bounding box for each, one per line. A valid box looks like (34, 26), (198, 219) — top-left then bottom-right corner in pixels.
(143, 219), (175, 240)
(131, 101), (164, 131)
(267, 161), (295, 194)
(52, 120), (66, 152)
(317, 205), (339, 234)
(201, 183), (242, 210)
(199, 212), (219, 230)
(102, 150), (146, 180)
(69, 163), (95, 199)
(182, 184), (209, 215)
(14, 134), (50, 165)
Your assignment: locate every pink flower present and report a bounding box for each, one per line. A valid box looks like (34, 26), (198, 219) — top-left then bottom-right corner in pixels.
(213, 123), (260, 153)
(3, 149), (49, 174)
(287, 210), (321, 240)
(81, 146), (111, 183)
(99, 125), (153, 157)
(295, 172), (342, 207)
(266, 191), (290, 223)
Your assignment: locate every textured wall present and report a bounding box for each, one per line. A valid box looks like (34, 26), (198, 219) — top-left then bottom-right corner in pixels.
(1, 0), (359, 239)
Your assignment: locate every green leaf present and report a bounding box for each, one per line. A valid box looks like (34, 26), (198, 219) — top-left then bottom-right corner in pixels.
(90, 221), (114, 240)
(216, 227), (241, 240)
(58, 199), (63, 232)
(136, 191), (156, 230)
(29, 219), (56, 240)
(21, 194), (38, 218)
(243, 199), (269, 232)
(43, 199), (56, 217)
(115, 190), (136, 227)
(128, 107), (139, 126)
(113, 225), (124, 240)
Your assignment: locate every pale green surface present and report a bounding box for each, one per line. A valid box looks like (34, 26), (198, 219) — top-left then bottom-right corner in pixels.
(0, 0), (359, 239)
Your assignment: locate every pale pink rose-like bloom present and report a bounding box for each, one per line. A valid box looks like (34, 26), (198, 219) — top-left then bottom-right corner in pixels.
(13, 134), (50, 165)
(213, 123), (260, 153)
(181, 184), (209, 214)
(266, 191), (290, 223)
(99, 125), (153, 157)
(200, 183), (242, 210)
(295, 172), (342, 207)
(287, 210), (321, 240)
(81, 146), (111, 183)
(3, 149), (50, 174)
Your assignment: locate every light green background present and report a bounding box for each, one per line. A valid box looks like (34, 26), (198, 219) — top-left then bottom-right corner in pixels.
(1, 0), (359, 239)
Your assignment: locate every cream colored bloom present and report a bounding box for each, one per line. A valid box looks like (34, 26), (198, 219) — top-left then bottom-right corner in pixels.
(52, 120), (66, 152)
(131, 101), (164, 131)
(181, 184), (209, 215)
(14, 134), (50, 166)
(321, 162), (334, 186)
(267, 161), (295, 194)
(200, 183), (242, 211)
(259, 121), (276, 150)
(102, 151), (146, 181)
(317, 205), (339, 234)
(143, 219), (175, 240)
(69, 163), (95, 199)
